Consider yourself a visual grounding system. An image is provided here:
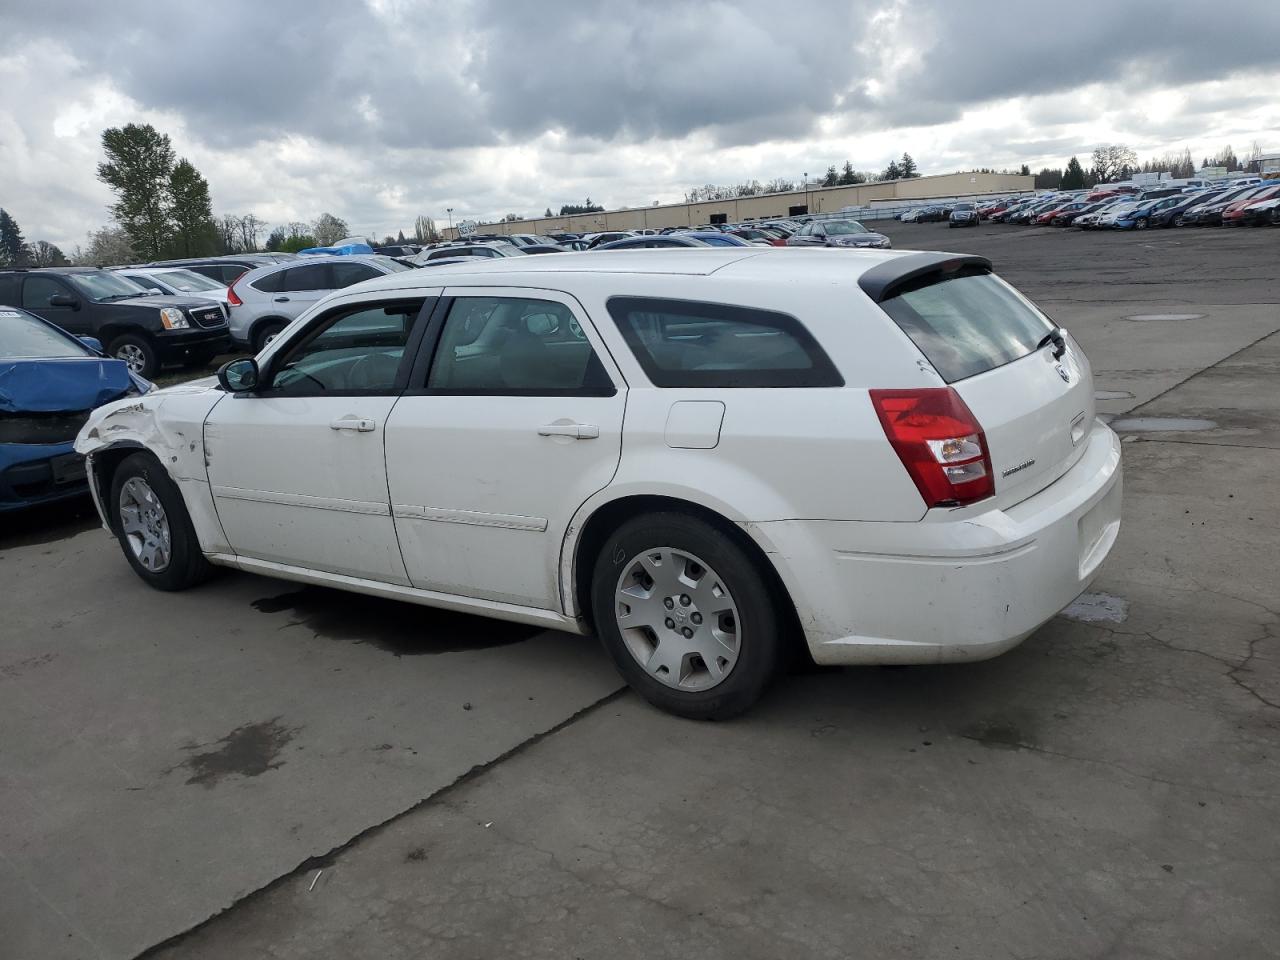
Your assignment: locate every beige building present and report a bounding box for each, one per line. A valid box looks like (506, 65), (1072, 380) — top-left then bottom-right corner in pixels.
(443, 170), (1033, 239)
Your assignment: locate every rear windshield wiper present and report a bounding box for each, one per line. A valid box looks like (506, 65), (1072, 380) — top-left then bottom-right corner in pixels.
(1038, 325), (1066, 360)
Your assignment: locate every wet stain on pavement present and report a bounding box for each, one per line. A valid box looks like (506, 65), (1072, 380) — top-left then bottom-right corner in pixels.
(960, 717), (1037, 751)
(178, 717), (298, 788)
(0, 496), (99, 549)
(1109, 416), (1217, 432)
(251, 586), (542, 655)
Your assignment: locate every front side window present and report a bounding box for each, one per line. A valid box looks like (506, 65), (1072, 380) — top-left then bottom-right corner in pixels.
(21, 275), (70, 308)
(267, 300), (424, 395)
(606, 297), (842, 388)
(878, 271), (1055, 383)
(427, 297), (613, 395)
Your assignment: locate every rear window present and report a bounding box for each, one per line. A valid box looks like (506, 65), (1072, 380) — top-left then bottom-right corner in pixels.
(606, 297), (842, 388)
(879, 271), (1055, 383)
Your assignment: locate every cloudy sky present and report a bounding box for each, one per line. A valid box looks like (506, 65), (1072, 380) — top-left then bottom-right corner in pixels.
(3, 0), (1279, 249)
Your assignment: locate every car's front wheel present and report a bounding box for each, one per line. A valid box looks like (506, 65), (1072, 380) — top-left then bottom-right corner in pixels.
(590, 512), (786, 720)
(109, 453), (214, 591)
(108, 334), (157, 378)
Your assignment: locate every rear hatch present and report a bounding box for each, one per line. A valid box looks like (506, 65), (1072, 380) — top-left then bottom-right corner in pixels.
(873, 259), (1093, 510)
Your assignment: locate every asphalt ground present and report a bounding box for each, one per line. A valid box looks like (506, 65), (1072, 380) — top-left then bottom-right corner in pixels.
(2, 218), (1277, 959)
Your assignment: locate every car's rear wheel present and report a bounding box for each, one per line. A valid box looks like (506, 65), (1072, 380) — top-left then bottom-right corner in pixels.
(109, 453), (214, 591)
(108, 334), (157, 378)
(590, 512), (785, 720)
(253, 320), (287, 353)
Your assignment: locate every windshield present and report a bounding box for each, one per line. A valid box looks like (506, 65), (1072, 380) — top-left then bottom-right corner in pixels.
(0, 308), (92, 358)
(953, 203), (974, 211)
(824, 221), (869, 235)
(66, 271), (149, 301)
(156, 269), (224, 292)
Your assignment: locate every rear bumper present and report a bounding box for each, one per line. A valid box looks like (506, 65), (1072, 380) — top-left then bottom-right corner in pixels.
(750, 422), (1123, 665)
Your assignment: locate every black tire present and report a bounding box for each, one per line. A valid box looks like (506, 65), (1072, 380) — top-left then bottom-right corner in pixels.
(107, 333), (158, 379)
(253, 320), (287, 353)
(590, 512), (785, 720)
(109, 452), (214, 591)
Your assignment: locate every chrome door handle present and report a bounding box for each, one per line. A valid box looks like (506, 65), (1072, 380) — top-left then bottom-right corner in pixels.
(538, 422), (600, 439)
(330, 417), (377, 432)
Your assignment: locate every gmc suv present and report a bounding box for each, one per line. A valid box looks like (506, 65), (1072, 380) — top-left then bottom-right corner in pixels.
(0, 267), (230, 378)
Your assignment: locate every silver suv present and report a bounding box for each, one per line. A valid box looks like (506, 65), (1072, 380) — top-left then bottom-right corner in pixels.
(228, 255), (411, 351)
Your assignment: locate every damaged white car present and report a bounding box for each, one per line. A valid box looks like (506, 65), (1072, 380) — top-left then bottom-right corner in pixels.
(76, 249), (1122, 719)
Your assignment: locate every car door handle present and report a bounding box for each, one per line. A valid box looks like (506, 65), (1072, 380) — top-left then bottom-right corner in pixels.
(538, 422), (600, 439)
(274, 296), (290, 302)
(330, 417), (377, 432)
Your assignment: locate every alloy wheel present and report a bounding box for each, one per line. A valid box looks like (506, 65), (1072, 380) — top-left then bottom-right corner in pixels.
(614, 547), (740, 691)
(118, 477), (172, 573)
(115, 343), (147, 374)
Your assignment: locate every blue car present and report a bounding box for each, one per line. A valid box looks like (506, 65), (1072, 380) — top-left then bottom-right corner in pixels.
(1, 305), (150, 511)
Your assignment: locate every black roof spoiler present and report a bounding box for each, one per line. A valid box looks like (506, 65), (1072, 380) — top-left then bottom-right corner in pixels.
(857, 252), (992, 303)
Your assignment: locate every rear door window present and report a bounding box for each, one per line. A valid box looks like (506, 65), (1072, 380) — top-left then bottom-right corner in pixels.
(279, 264), (332, 292)
(606, 297), (842, 388)
(251, 270), (287, 293)
(878, 271), (1055, 383)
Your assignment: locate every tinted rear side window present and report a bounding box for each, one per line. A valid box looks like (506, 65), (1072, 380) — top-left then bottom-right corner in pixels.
(878, 272), (1054, 383)
(606, 297), (842, 388)
(251, 270), (286, 293)
(280, 264), (332, 291)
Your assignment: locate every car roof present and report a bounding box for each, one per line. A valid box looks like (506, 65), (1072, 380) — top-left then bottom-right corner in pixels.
(0, 265), (103, 274)
(348, 247), (913, 294)
(240, 253), (391, 279)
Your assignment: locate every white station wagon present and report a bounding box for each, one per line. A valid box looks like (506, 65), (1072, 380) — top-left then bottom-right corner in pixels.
(76, 248), (1122, 719)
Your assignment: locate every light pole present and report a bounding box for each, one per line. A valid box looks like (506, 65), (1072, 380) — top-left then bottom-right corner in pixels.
(446, 208), (453, 234)
(803, 172), (808, 215)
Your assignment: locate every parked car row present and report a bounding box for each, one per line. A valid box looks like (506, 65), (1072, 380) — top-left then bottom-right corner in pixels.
(974, 181), (1280, 230)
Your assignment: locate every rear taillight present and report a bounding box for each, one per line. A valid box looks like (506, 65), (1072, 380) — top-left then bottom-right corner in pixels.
(226, 274), (244, 307)
(870, 387), (995, 508)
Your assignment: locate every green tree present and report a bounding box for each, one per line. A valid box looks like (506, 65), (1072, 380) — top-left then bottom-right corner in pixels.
(1034, 167), (1063, 190)
(544, 207), (554, 218)
(396, 229), (406, 243)
(822, 165), (839, 187)
(0, 208), (29, 266)
(167, 159), (218, 256)
(264, 226), (287, 252)
(1060, 156), (1087, 190)
(558, 199), (604, 215)
(1019, 164), (1031, 176)
(899, 152), (919, 178)
(280, 233), (318, 253)
(97, 124), (176, 260)
(837, 161), (865, 186)
(882, 159), (903, 181)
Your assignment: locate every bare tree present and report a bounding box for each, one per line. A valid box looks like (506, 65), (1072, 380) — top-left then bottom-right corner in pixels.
(28, 240), (69, 266)
(413, 215), (439, 242)
(75, 225), (136, 265)
(312, 213), (349, 246)
(1245, 140), (1264, 173)
(1091, 144), (1138, 183)
(236, 214), (265, 252)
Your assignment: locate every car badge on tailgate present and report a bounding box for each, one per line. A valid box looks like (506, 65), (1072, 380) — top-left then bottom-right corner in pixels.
(1056, 364), (1071, 383)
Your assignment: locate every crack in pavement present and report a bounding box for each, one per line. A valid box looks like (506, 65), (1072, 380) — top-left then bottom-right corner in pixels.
(131, 687), (627, 960)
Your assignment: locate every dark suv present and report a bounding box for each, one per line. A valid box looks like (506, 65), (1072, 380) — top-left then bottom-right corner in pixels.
(0, 267), (230, 378)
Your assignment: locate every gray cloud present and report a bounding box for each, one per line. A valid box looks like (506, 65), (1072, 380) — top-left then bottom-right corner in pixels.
(1, 0), (1278, 249)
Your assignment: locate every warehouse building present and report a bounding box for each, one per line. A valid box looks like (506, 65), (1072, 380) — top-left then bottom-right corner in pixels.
(445, 170), (1033, 239)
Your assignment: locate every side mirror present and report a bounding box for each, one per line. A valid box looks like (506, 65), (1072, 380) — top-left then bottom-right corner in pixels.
(78, 336), (103, 353)
(49, 294), (80, 309)
(218, 357), (260, 393)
